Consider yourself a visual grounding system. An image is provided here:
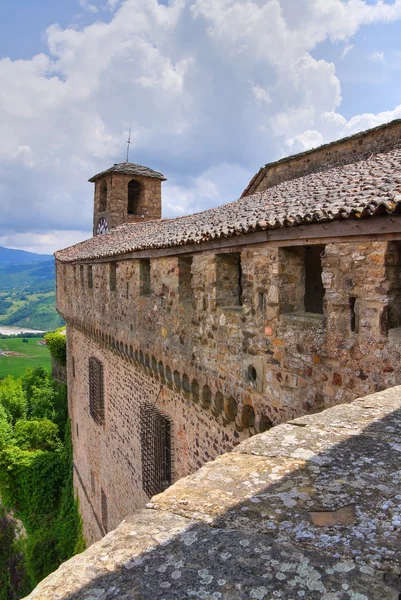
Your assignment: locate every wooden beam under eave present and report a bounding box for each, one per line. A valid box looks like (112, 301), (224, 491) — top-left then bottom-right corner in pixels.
(61, 215), (401, 265)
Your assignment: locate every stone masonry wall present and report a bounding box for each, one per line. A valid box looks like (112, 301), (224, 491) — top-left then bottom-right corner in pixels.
(246, 120), (401, 194)
(57, 236), (401, 542)
(93, 172), (162, 233)
(68, 327), (245, 544)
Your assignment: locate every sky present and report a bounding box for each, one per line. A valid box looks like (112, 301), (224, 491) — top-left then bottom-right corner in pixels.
(1, 0), (401, 254)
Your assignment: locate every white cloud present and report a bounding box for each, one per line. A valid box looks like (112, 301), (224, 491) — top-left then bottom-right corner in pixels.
(1, 0), (401, 253)
(341, 43), (354, 59)
(370, 50), (385, 62)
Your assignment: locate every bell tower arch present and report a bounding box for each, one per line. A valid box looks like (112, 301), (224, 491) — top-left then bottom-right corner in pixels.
(90, 163), (166, 236)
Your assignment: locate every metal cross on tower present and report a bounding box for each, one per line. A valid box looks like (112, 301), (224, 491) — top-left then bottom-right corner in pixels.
(126, 126), (131, 163)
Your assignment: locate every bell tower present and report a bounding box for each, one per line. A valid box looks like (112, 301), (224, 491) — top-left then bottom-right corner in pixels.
(89, 163), (166, 236)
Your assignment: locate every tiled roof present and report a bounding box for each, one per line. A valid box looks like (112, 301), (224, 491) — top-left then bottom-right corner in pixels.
(88, 162), (166, 182)
(241, 119), (401, 197)
(56, 146), (401, 262)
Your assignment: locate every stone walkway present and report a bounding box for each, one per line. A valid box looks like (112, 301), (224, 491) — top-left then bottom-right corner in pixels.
(24, 387), (401, 599)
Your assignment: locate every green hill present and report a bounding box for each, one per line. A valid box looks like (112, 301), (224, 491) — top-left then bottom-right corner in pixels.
(0, 245), (52, 264)
(0, 259), (64, 331)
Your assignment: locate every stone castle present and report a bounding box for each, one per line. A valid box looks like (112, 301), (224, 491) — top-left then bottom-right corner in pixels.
(55, 119), (401, 546)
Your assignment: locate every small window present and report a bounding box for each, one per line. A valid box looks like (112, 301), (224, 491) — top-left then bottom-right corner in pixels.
(73, 266), (77, 287)
(386, 241), (401, 330)
(304, 246), (325, 313)
(178, 256), (193, 303)
(140, 403), (172, 497)
(140, 259), (151, 295)
(109, 262), (117, 292)
(80, 265), (84, 287)
(90, 470), (96, 494)
(215, 252), (242, 307)
(349, 297), (358, 333)
(72, 356), (76, 378)
(87, 265), (93, 289)
(99, 182), (107, 212)
(76, 422), (79, 438)
(128, 180), (141, 215)
(280, 245), (325, 315)
(89, 357), (105, 425)
(101, 488), (108, 532)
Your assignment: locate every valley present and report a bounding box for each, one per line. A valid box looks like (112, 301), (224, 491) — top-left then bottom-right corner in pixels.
(0, 247), (64, 332)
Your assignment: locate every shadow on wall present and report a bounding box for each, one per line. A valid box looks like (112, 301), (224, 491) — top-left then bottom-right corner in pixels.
(24, 393), (401, 600)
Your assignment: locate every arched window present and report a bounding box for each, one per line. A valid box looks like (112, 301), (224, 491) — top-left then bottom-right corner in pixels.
(128, 179), (141, 215)
(99, 182), (107, 212)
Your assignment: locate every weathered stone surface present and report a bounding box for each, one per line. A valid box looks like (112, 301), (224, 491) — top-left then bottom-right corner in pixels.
(24, 387), (401, 600)
(24, 521), (398, 600)
(152, 388), (401, 574)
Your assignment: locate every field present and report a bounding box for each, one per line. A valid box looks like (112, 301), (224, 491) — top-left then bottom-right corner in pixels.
(0, 337), (51, 379)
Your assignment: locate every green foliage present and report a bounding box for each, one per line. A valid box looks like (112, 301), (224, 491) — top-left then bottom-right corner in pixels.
(0, 507), (30, 600)
(23, 527), (59, 587)
(0, 404), (13, 450)
(22, 368), (68, 439)
(14, 420), (59, 452)
(0, 298), (12, 313)
(44, 329), (66, 365)
(55, 421), (86, 561)
(0, 377), (27, 424)
(0, 369), (85, 594)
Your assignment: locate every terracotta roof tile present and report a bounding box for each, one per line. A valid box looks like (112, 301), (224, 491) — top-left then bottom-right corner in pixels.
(88, 162), (166, 182)
(56, 146), (401, 263)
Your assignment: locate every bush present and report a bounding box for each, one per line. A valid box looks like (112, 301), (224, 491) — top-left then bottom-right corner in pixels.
(14, 420), (60, 452)
(0, 368), (84, 593)
(44, 329), (66, 365)
(0, 377), (27, 424)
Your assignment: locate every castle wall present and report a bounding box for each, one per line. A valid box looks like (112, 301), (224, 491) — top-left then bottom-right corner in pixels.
(68, 327), (244, 544)
(58, 235), (401, 542)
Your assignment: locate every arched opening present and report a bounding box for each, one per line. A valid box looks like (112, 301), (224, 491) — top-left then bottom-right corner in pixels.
(99, 182), (107, 212)
(127, 179), (142, 215)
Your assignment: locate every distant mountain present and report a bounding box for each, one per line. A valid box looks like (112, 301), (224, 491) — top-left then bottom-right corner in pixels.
(0, 248), (63, 331)
(0, 246), (53, 265)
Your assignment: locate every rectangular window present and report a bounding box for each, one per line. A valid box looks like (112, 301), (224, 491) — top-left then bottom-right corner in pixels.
(89, 357), (105, 425)
(140, 259), (151, 295)
(73, 266), (77, 287)
(80, 265), (84, 288)
(280, 245), (325, 315)
(109, 262), (117, 292)
(140, 403), (172, 498)
(178, 256), (193, 303)
(349, 297), (358, 333)
(72, 356), (76, 378)
(101, 488), (108, 532)
(215, 252), (242, 308)
(386, 241), (401, 330)
(90, 470), (96, 494)
(304, 246), (325, 313)
(87, 265), (93, 289)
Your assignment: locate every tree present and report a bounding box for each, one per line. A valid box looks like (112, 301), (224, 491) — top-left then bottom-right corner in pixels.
(0, 377), (27, 424)
(14, 420), (59, 452)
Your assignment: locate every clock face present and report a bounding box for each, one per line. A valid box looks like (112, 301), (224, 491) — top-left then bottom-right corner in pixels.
(96, 217), (109, 235)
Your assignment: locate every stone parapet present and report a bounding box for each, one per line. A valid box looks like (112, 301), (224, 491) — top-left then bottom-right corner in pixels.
(23, 386), (401, 599)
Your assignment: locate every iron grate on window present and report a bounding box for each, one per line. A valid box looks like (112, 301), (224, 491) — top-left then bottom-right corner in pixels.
(140, 403), (172, 498)
(89, 357), (105, 425)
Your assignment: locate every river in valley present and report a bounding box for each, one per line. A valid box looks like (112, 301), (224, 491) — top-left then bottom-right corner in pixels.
(0, 326), (47, 336)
